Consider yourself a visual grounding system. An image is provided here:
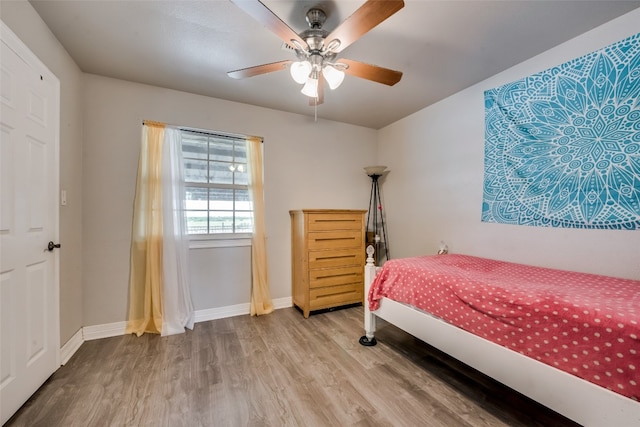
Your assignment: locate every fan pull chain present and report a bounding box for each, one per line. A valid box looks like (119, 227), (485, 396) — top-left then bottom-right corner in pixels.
(314, 98), (318, 122)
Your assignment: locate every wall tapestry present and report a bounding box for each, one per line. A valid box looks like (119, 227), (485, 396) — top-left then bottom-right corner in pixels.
(483, 32), (640, 230)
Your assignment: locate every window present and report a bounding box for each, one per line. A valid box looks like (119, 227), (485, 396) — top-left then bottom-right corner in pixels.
(181, 130), (253, 236)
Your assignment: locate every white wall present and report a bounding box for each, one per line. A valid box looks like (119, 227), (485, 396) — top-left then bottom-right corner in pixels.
(378, 9), (640, 280)
(82, 74), (377, 326)
(1, 1), (84, 344)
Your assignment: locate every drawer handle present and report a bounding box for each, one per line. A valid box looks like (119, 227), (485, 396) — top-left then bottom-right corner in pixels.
(316, 255), (356, 261)
(315, 272), (357, 280)
(316, 290), (358, 299)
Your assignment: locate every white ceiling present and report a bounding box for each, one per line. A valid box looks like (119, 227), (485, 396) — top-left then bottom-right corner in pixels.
(30, 0), (640, 129)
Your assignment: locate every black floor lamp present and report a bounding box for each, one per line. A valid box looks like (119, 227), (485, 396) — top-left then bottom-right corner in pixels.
(364, 166), (389, 265)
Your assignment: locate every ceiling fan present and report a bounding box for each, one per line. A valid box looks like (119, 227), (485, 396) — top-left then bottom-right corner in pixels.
(227, 0), (404, 106)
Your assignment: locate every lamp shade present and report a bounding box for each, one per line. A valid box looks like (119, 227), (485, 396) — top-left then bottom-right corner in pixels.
(322, 64), (345, 90)
(301, 77), (319, 98)
(290, 61), (312, 84)
(364, 165), (387, 176)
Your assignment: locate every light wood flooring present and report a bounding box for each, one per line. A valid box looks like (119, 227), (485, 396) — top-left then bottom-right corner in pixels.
(6, 306), (580, 427)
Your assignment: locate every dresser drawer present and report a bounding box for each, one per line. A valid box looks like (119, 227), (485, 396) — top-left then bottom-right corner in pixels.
(309, 265), (362, 288)
(307, 230), (362, 250)
(308, 213), (362, 231)
(309, 283), (363, 309)
(309, 248), (364, 269)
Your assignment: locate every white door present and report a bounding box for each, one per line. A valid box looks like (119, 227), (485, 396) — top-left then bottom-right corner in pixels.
(0, 22), (60, 425)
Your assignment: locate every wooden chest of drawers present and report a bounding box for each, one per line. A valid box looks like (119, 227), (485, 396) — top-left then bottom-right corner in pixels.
(290, 209), (366, 318)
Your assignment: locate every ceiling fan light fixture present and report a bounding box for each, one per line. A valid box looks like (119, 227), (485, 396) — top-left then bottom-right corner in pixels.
(290, 60), (312, 84)
(322, 64), (345, 90)
(301, 77), (319, 98)
(228, 0), (405, 106)
(323, 38), (341, 53)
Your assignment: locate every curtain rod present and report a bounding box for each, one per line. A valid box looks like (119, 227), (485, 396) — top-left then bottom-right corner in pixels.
(141, 120), (263, 143)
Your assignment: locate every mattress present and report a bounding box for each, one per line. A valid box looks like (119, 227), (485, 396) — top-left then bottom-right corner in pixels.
(368, 254), (640, 400)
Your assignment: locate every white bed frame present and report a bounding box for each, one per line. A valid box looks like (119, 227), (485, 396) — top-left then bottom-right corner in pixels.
(360, 252), (640, 427)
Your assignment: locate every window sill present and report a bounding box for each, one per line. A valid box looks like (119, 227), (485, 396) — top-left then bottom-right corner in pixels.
(189, 236), (252, 249)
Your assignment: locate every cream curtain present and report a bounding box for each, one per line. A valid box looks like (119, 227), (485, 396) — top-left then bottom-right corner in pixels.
(127, 122), (165, 335)
(127, 122), (195, 336)
(246, 137), (274, 316)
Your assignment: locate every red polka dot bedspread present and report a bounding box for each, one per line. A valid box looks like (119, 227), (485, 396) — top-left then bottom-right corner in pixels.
(368, 254), (640, 400)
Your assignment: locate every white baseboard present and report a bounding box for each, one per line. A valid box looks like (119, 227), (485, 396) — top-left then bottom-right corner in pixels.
(60, 328), (84, 365)
(66, 296), (294, 362)
(272, 296), (293, 310)
(82, 321), (127, 341)
(194, 296), (293, 323)
(194, 302), (251, 323)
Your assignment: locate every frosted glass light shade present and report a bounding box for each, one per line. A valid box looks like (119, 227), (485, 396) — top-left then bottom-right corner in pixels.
(301, 77), (319, 98)
(323, 65), (345, 90)
(290, 61), (312, 84)
(364, 165), (387, 176)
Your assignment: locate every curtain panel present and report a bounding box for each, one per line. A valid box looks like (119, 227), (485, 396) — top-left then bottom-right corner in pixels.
(126, 122), (195, 336)
(247, 136), (274, 316)
(160, 128), (195, 335)
(126, 123), (165, 335)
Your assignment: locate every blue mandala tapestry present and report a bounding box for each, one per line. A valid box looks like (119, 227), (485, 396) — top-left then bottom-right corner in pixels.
(483, 33), (640, 230)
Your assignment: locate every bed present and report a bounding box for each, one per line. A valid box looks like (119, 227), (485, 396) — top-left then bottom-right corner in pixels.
(360, 249), (640, 426)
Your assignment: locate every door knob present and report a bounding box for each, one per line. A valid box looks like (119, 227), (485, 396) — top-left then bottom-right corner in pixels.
(47, 241), (61, 251)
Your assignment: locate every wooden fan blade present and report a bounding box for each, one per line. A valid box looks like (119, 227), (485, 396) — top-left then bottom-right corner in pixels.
(230, 0), (306, 48)
(228, 60), (292, 79)
(309, 76), (325, 106)
(326, 0), (404, 53)
(340, 59), (402, 86)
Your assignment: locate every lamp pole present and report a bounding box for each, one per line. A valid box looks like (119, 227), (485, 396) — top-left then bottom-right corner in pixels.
(365, 166), (389, 265)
